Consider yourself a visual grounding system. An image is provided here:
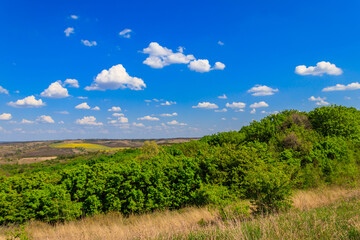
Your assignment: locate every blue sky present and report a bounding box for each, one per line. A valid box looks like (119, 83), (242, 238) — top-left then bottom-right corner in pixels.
(1, 0), (360, 141)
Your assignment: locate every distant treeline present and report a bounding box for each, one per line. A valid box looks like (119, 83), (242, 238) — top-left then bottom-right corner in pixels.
(0, 105), (359, 224)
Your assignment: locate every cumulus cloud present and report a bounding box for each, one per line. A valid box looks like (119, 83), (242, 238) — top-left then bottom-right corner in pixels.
(250, 109), (256, 114)
(188, 59), (211, 72)
(160, 101), (176, 106)
(247, 85), (279, 96)
(0, 113), (12, 120)
(137, 116), (159, 121)
(142, 42), (195, 69)
(41, 81), (69, 98)
(119, 29), (132, 38)
(132, 122), (145, 127)
(64, 79), (79, 88)
(308, 96), (329, 106)
(142, 42), (224, 72)
(8, 96), (45, 108)
(92, 106), (100, 111)
(249, 101), (269, 108)
(192, 102), (219, 109)
(37, 115), (54, 123)
(81, 40), (97, 47)
(76, 116), (103, 126)
(21, 119), (34, 124)
(77, 96), (88, 99)
(226, 102), (246, 109)
(64, 27), (74, 37)
(70, 15), (78, 19)
(218, 94), (227, 99)
(159, 112), (178, 117)
(75, 102), (91, 109)
(188, 59), (225, 72)
(295, 61), (343, 76)
(322, 82), (360, 92)
(108, 106), (122, 112)
(85, 64), (146, 91)
(218, 41), (224, 46)
(0, 86), (9, 94)
(213, 62), (226, 70)
(167, 120), (187, 126)
(109, 116), (128, 124)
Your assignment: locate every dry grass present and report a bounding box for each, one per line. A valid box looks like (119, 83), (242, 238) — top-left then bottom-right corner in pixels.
(1, 185), (359, 240)
(292, 185), (360, 210)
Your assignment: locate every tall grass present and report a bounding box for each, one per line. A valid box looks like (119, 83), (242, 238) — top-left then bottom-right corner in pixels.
(1, 186), (359, 240)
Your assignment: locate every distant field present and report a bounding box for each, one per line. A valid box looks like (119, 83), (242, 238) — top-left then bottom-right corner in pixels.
(50, 143), (124, 151)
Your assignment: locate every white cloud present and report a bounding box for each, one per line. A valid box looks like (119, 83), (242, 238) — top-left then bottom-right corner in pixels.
(160, 101), (176, 106)
(117, 117), (128, 123)
(215, 108), (228, 112)
(0, 86), (9, 94)
(247, 85), (279, 96)
(77, 96), (88, 99)
(142, 42), (195, 69)
(295, 61), (343, 76)
(132, 122), (145, 127)
(213, 62), (226, 70)
(37, 115), (54, 123)
(85, 64), (146, 91)
(21, 119), (34, 124)
(167, 120), (187, 126)
(109, 116), (128, 124)
(64, 79), (79, 88)
(188, 59), (225, 72)
(159, 112), (178, 117)
(0, 113), (12, 120)
(322, 82), (360, 92)
(8, 95), (45, 108)
(218, 94), (227, 99)
(81, 40), (97, 47)
(75, 102), (91, 109)
(226, 102), (246, 109)
(41, 81), (69, 98)
(142, 42), (225, 72)
(70, 15), (78, 19)
(308, 96), (329, 106)
(76, 116), (103, 126)
(92, 106), (100, 111)
(188, 59), (211, 72)
(64, 27), (74, 37)
(218, 41), (224, 46)
(112, 113), (124, 117)
(137, 116), (160, 121)
(192, 102), (219, 109)
(58, 121), (64, 124)
(119, 28), (132, 38)
(221, 118), (226, 120)
(249, 101), (269, 108)
(250, 109), (256, 114)
(108, 106), (122, 112)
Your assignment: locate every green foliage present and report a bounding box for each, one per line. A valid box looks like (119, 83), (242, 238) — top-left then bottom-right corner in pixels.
(244, 163), (293, 213)
(308, 105), (360, 139)
(0, 105), (359, 224)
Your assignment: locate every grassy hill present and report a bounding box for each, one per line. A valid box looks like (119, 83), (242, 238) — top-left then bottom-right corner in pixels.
(0, 105), (359, 239)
